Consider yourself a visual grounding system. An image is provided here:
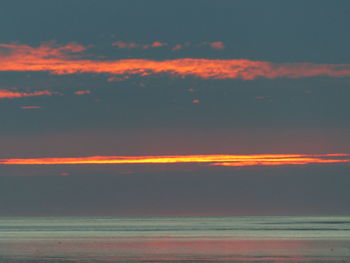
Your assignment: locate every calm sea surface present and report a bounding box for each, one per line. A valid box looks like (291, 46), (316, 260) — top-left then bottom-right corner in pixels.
(0, 216), (350, 262)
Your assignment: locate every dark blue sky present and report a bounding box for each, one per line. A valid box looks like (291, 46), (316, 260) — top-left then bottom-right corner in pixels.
(0, 0), (349, 215)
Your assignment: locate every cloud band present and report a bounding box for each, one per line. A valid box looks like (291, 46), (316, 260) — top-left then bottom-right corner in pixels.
(1, 154), (349, 167)
(2, 43), (350, 80)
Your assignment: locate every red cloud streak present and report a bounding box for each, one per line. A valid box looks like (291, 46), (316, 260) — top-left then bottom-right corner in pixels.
(112, 41), (167, 49)
(0, 89), (52, 99)
(208, 41), (225, 50)
(2, 43), (350, 80)
(20, 106), (41, 109)
(0, 154), (349, 167)
(74, 90), (91, 95)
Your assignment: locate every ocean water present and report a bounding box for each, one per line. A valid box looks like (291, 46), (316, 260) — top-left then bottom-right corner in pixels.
(0, 216), (350, 262)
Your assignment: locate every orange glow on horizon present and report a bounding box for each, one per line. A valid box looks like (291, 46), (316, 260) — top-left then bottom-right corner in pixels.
(2, 42), (350, 80)
(0, 153), (349, 167)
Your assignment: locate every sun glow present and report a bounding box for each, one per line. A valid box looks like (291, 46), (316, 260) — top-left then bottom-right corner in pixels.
(1, 153), (349, 167)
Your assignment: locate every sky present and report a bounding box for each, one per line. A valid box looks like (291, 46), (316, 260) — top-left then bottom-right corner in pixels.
(0, 0), (350, 216)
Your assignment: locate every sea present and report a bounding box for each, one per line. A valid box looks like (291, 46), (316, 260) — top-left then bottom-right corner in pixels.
(0, 216), (349, 262)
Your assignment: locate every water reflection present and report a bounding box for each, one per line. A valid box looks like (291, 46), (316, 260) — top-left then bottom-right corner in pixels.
(1, 216), (350, 262)
(3, 237), (350, 262)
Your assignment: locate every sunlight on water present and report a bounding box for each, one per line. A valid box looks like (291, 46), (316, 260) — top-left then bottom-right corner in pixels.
(1, 216), (350, 262)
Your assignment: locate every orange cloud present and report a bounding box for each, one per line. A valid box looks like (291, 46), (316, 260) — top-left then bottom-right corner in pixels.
(74, 90), (91, 95)
(0, 153), (349, 167)
(199, 41), (225, 50)
(171, 42), (191, 51)
(20, 106), (41, 109)
(2, 43), (350, 80)
(0, 42), (85, 58)
(208, 41), (225, 50)
(112, 41), (167, 49)
(112, 41), (138, 49)
(150, 41), (167, 48)
(107, 76), (130, 82)
(0, 89), (53, 99)
(172, 44), (183, 51)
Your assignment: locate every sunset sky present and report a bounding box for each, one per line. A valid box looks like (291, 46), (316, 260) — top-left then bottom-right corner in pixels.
(1, 0), (350, 216)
